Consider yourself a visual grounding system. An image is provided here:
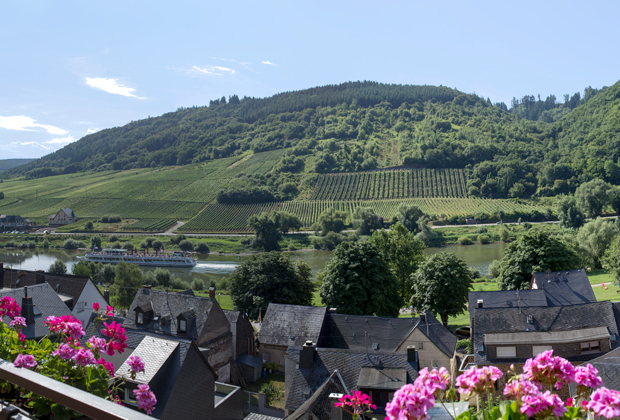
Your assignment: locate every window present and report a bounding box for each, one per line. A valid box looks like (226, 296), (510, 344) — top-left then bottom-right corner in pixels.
(137, 313), (144, 325)
(581, 341), (601, 353)
(432, 360), (439, 368)
(533, 345), (553, 356)
(179, 319), (187, 332)
(496, 346), (517, 358)
(418, 342), (424, 350)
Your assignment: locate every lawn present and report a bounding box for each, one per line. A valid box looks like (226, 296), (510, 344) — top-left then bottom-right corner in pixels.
(587, 269), (615, 286)
(243, 373), (286, 409)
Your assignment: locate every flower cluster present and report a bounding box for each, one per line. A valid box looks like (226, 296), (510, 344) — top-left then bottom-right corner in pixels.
(128, 355), (145, 374)
(45, 315), (85, 341)
(455, 365), (503, 396)
(93, 302), (114, 318)
(14, 354), (37, 369)
(0, 296), (21, 319)
(522, 350), (575, 389)
(574, 363), (603, 388)
(520, 390), (566, 417)
(587, 387), (620, 419)
(335, 391), (376, 418)
(134, 384), (157, 415)
(385, 367), (451, 420)
(102, 321), (128, 355)
(414, 367), (450, 396)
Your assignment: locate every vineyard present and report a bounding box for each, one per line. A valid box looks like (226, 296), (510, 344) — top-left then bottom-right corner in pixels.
(179, 198), (550, 233)
(120, 219), (176, 232)
(310, 168), (468, 200)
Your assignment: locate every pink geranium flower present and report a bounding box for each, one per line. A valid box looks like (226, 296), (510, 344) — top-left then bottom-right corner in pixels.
(10, 317), (27, 328)
(414, 367), (451, 396)
(335, 391), (376, 417)
(92, 302), (100, 311)
(522, 350), (575, 390)
(72, 348), (97, 367)
(574, 364), (603, 388)
(520, 390), (566, 418)
(102, 321), (128, 355)
(128, 355), (145, 374)
(0, 296), (21, 319)
(97, 358), (115, 376)
(455, 366), (503, 396)
(14, 354), (37, 369)
(386, 384), (434, 420)
(52, 343), (77, 360)
(133, 384), (157, 415)
(587, 387), (620, 419)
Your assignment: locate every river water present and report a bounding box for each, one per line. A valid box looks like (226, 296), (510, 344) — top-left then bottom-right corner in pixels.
(0, 243), (507, 283)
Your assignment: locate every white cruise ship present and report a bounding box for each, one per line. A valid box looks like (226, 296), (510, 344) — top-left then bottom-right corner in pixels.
(77, 249), (197, 267)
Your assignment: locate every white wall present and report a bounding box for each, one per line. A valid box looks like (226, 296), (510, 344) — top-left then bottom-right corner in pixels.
(73, 280), (108, 327)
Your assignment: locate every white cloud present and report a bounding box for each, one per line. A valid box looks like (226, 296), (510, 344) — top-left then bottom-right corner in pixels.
(192, 65), (236, 76)
(85, 77), (145, 98)
(85, 128), (100, 135)
(261, 61), (277, 66)
(0, 115), (68, 135)
(209, 57), (252, 70)
(8, 141), (52, 150)
(46, 135), (76, 145)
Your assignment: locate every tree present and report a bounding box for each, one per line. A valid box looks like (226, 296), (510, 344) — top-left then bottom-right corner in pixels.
(272, 211), (302, 234)
(178, 240), (194, 251)
(497, 231), (582, 290)
(576, 217), (618, 268)
(603, 237), (620, 286)
(369, 222), (425, 302)
(84, 221), (94, 230)
(0, 192), (4, 199)
(575, 178), (610, 218)
(319, 241), (403, 317)
(154, 268), (172, 288)
(110, 261), (143, 308)
(71, 261), (91, 277)
(312, 208), (347, 236)
(556, 196), (585, 229)
(397, 204), (425, 232)
(247, 213), (282, 251)
(90, 236), (102, 251)
(230, 252), (314, 319)
(608, 186), (620, 216)
(93, 264), (116, 286)
(411, 253), (472, 327)
(352, 207), (382, 235)
(415, 216), (437, 245)
(48, 260), (67, 275)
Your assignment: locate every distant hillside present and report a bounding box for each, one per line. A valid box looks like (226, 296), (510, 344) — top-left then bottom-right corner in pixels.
(3, 80), (619, 201)
(0, 159), (34, 173)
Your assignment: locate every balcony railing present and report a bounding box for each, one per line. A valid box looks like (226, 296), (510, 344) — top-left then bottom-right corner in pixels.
(0, 359), (152, 420)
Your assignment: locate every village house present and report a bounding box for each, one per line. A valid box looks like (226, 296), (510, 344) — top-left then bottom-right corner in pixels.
(471, 300), (620, 391)
(126, 287), (234, 382)
(223, 309), (256, 360)
(0, 283), (72, 340)
(0, 263), (109, 326)
(0, 215), (31, 231)
(48, 208), (77, 225)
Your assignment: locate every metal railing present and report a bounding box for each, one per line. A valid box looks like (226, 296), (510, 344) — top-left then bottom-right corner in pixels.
(0, 360), (152, 420)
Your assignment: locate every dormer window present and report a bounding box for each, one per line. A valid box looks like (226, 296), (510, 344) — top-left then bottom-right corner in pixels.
(179, 318), (187, 333)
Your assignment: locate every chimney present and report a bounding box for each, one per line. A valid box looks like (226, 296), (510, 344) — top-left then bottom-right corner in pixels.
(420, 313), (427, 324)
(299, 341), (315, 369)
(477, 299), (483, 309)
(143, 285), (152, 289)
(208, 287), (215, 298)
(35, 271), (45, 285)
(104, 290), (110, 305)
(21, 287), (35, 325)
(0, 263), (4, 289)
(407, 345), (419, 371)
(329, 393), (344, 420)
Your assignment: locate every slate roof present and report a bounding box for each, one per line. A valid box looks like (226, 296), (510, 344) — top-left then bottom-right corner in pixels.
(473, 301), (619, 364)
(469, 290), (548, 312)
(1, 268), (98, 307)
(116, 336), (179, 383)
(237, 353), (263, 369)
(246, 414), (284, 420)
(285, 346), (418, 413)
(285, 370), (349, 420)
(126, 288), (215, 339)
(587, 347), (620, 391)
(223, 309), (241, 324)
(317, 311), (457, 358)
(258, 304), (327, 347)
(531, 268), (597, 306)
(317, 313), (419, 351)
(0, 283), (72, 339)
(61, 208), (76, 218)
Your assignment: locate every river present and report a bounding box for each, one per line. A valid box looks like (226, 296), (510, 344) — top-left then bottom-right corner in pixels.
(0, 242), (507, 284)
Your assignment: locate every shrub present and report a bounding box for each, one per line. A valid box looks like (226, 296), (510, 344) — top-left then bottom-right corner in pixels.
(62, 239), (81, 249)
(122, 242), (134, 250)
(18, 242), (28, 249)
(217, 278), (230, 291)
(84, 221), (94, 230)
(145, 237), (156, 247)
(488, 259), (501, 279)
(139, 241), (148, 249)
(191, 279), (204, 291)
(4, 241), (15, 248)
(42, 239), (49, 249)
(476, 226), (488, 234)
(288, 244), (297, 251)
(458, 236), (473, 245)
(478, 234), (491, 244)
(170, 278), (190, 290)
(28, 241), (36, 249)
(456, 338), (471, 353)
(260, 382), (284, 406)
(48, 260), (67, 274)
(170, 234), (186, 245)
(109, 235), (119, 242)
(108, 241), (122, 249)
(100, 215), (122, 223)
(178, 240), (194, 251)
(195, 242), (209, 253)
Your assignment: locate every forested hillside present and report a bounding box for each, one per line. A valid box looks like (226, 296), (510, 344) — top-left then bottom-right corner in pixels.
(3, 80), (620, 201)
(0, 159), (34, 173)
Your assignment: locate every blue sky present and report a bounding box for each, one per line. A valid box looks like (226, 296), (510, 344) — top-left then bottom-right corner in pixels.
(1, 0), (619, 159)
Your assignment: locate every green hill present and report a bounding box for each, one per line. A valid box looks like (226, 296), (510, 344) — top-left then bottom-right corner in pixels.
(0, 159), (34, 173)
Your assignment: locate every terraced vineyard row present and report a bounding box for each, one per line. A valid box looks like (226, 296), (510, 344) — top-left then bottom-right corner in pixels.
(120, 219), (177, 232)
(310, 168), (468, 200)
(179, 198), (549, 233)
